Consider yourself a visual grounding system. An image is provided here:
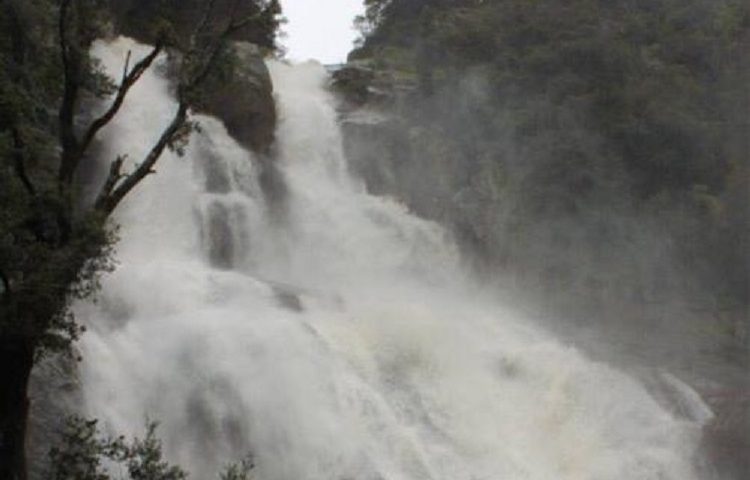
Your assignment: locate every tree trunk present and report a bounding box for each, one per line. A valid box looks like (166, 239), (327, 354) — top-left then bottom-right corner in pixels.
(0, 339), (34, 480)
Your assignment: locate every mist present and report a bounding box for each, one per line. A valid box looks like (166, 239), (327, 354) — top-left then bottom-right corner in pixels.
(334, 1), (749, 476)
(6, 1), (746, 479)
(68, 37), (714, 480)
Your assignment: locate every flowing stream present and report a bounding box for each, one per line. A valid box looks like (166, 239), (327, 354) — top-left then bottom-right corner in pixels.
(78, 38), (707, 480)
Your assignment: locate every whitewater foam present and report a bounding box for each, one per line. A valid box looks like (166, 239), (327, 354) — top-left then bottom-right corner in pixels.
(79, 38), (706, 480)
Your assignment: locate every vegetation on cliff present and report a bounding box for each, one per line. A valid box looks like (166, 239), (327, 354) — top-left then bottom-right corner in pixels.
(50, 418), (254, 480)
(344, 0), (749, 341)
(342, 5), (748, 473)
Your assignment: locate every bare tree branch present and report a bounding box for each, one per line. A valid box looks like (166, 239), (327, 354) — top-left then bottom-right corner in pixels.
(121, 50), (132, 82)
(226, 12), (264, 37)
(11, 128), (36, 196)
(182, 11), (262, 94)
(57, 0), (164, 191)
(89, 0), (264, 216)
(78, 44), (163, 155)
(0, 266), (10, 298)
(93, 154), (126, 207)
(94, 103), (189, 216)
(58, 0), (72, 76)
(193, 0), (219, 46)
(58, 0), (81, 187)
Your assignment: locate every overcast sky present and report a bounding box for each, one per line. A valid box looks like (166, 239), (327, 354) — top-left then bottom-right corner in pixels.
(280, 0), (364, 64)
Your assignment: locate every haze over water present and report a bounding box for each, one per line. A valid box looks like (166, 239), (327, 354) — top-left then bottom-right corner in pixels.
(79, 38), (708, 480)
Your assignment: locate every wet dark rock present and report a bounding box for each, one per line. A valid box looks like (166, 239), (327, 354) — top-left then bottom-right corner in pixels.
(202, 151), (233, 194)
(257, 155), (288, 215)
(331, 63), (375, 106)
(205, 201), (234, 269)
(198, 42), (277, 154)
(331, 60), (418, 110)
(274, 288), (303, 312)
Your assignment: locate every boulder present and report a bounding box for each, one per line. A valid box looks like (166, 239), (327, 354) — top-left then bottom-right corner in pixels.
(197, 42), (276, 154)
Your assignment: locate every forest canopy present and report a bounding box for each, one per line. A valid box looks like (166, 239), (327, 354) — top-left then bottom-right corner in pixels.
(346, 0), (749, 335)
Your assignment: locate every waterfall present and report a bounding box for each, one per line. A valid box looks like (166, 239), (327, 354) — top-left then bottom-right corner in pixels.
(79, 37), (706, 480)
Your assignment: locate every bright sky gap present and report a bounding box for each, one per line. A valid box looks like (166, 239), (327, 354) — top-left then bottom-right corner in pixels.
(280, 0), (364, 64)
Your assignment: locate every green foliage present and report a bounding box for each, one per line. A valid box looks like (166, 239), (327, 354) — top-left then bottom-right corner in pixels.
(50, 417), (256, 480)
(351, 0), (749, 325)
(122, 424), (187, 480)
(111, 0), (283, 52)
(49, 417), (127, 480)
(354, 0), (391, 37)
(219, 457), (255, 480)
(359, 0), (748, 190)
(50, 418), (186, 480)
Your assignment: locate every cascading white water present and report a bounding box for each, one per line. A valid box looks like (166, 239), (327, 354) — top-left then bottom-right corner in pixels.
(79, 38), (706, 480)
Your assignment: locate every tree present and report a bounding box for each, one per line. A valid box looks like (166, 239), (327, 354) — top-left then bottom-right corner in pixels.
(343, 0), (749, 340)
(49, 417), (255, 480)
(0, 1), (281, 479)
